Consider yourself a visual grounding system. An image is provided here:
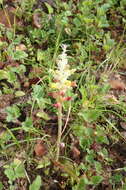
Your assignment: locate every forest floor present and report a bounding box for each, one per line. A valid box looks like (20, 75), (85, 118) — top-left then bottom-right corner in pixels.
(1, 0), (126, 190)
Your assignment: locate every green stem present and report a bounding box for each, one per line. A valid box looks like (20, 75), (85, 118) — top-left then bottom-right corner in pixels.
(53, 26), (63, 68)
(56, 104), (62, 161)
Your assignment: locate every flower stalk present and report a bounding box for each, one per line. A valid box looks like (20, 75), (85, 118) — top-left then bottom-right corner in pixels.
(50, 44), (76, 161)
(56, 104), (62, 161)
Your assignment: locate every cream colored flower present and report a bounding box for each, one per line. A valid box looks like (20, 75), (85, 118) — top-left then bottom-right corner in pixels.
(51, 44), (75, 92)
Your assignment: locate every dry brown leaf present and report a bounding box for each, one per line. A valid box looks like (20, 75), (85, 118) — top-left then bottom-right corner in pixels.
(23, 81), (30, 88)
(0, 62), (5, 69)
(109, 79), (125, 90)
(120, 122), (126, 130)
(34, 140), (47, 157)
(0, 94), (14, 109)
(71, 146), (80, 159)
(16, 44), (27, 51)
(121, 132), (126, 138)
(0, 7), (16, 28)
(0, 128), (6, 138)
(0, 94), (14, 120)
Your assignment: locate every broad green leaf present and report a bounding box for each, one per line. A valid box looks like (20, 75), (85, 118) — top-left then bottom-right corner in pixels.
(0, 70), (8, 80)
(6, 105), (21, 122)
(15, 91), (25, 97)
(45, 2), (53, 14)
(4, 168), (16, 182)
(13, 159), (26, 178)
(77, 178), (86, 190)
(6, 30), (14, 40)
(29, 175), (42, 190)
(22, 117), (34, 132)
(8, 71), (17, 83)
(79, 109), (102, 122)
(97, 135), (109, 145)
(36, 111), (50, 120)
(91, 175), (103, 185)
(72, 125), (85, 137)
(37, 50), (45, 61)
(112, 174), (122, 183)
(94, 162), (102, 173)
(11, 65), (26, 74)
(85, 154), (95, 163)
(12, 50), (28, 60)
(32, 85), (44, 99)
(0, 182), (3, 190)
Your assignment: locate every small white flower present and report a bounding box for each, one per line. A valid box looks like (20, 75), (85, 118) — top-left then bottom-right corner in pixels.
(57, 44), (68, 71)
(51, 44), (75, 92)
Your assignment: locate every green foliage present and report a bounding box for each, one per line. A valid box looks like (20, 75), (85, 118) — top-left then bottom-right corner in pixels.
(29, 175), (42, 190)
(103, 32), (116, 51)
(91, 175), (103, 185)
(0, 182), (3, 190)
(22, 117), (34, 132)
(6, 105), (21, 122)
(4, 159), (26, 186)
(0, 0), (126, 189)
(79, 109), (102, 122)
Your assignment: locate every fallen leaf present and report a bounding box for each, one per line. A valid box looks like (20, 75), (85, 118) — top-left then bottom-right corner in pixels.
(121, 132), (126, 138)
(34, 140), (47, 157)
(0, 62), (4, 69)
(0, 109), (7, 120)
(16, 44), (27, 51)
(23, 81), (30, 88)
(71, 146), (80, 159)
(0, 94), (14, 109)
(109, 79), (125, 90)
(0, 128), (6, 138)
(0, 7), (17, 28)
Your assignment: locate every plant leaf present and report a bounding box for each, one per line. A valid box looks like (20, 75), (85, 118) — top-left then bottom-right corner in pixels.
(29, 175), (42, 190)
(0, 182), (3, 190)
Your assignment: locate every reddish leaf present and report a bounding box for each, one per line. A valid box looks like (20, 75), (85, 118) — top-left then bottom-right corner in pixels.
(34, 140), (47, 157)
(109, 79), (125, 90)
(71, 146), (80, 159)
(0, 7), (18, 28)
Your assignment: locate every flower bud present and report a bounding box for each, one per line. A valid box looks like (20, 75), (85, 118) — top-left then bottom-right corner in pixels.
(53, 102), (61, 108)
(63, 96), (72, 101)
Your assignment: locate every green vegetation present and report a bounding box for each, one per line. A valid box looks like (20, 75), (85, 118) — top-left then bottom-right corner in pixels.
(0, 0), (126, 189)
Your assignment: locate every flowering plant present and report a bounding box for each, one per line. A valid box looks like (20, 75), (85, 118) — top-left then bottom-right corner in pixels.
(50, 44), (76, 107)
(50, 44), (76, 161)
